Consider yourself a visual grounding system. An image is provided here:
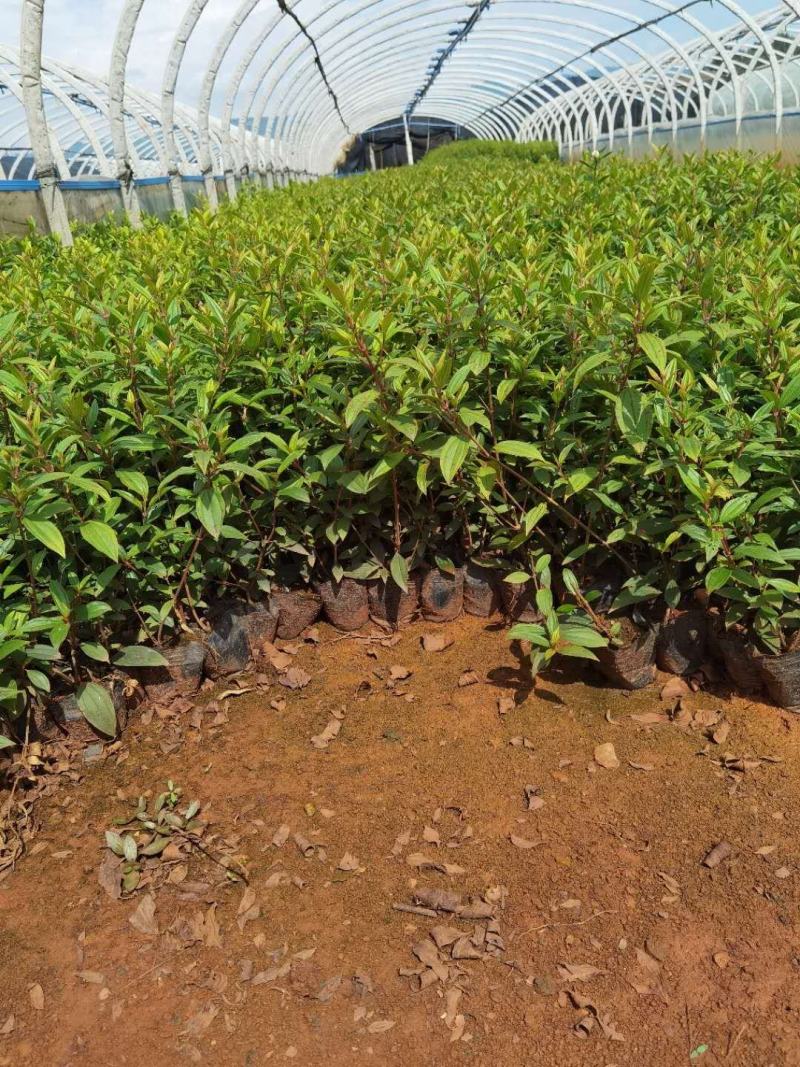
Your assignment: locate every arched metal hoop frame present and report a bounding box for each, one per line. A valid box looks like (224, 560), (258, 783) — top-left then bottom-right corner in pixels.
(7, 0), (800, 244)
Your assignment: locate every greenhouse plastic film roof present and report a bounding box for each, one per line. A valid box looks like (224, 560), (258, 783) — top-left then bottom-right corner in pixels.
(1, 0), (800, 241)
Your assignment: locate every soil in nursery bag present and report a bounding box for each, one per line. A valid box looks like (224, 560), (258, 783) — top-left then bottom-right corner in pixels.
(757, 649), (800, 710)
(313, 577), (369, 631)
(712, 629), (764, 695)
(368, 573), (422, 628)
(499, 579), (540, 623)
(595, 617), (658, 690)
(420, 567), (464, 623)
(656, 609), (708, 675)
(132, 638), (206, 703)
(206, 613), (252, 678)
(272, 588), (322, 640)
(463, 560), (500, 617)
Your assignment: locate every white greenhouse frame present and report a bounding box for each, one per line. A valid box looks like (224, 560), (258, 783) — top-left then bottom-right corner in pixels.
(1, 0), (798, 244)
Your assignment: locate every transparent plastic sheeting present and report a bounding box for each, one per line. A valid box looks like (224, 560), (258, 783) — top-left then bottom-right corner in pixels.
(2, 0), (800, 242)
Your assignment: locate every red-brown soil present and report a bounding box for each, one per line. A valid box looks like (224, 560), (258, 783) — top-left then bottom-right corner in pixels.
(1, 616), (799, 1066)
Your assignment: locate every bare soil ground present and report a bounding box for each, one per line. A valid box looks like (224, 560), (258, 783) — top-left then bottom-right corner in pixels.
(1, 615), (799, 1067)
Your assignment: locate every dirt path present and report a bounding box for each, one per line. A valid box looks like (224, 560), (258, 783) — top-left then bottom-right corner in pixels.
(1, 616), (799, 1066)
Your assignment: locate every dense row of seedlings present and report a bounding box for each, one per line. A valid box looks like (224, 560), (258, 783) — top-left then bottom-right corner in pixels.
(2, 146), (800, 749)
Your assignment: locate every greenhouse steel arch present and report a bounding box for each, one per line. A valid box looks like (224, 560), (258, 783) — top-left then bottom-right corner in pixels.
(2, 0), (800, 242)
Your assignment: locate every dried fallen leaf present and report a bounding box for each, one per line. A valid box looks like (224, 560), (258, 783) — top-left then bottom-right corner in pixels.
(272, 824), (291, 848)
(661, 677), (690, 700)
(458, 670), (480, 687)
(389, 665), (411, 681)
(628, 760), (655, 771)
(129, 894), (158, 938)
(338, 852), (360, 872)
(183, 1003), (219, 1038)
(422, 826), (441, 846)
(509, 833), (540, 850)
(702, 841), (732, 869)
(497, 696), (515, 716)
(0, 1015), (14, 1035)
(391, 828), (411, 857)
(510, 735), (535, 749)
(557, 963), (603, 983)
(311, 717), (341, 749)
(755, 844), (777, 856)
(97, 851), (122, 901)
(75, 970), (105, 985)
(279, 667), (311, 690)
(263, 642), (293, 672)
(421, 634), (454, 653)
(775, 866), (791, 879)
(711, 721), (731, 745)
(594, 742), (619, 770)
(713, 951), (730, 969)
(524, 785), (544, 811)
(203, 903), (223, 948)
(367, 1019), (396, 1034)
(631, 711), (669, 726)
(28, 984), (44, 1011)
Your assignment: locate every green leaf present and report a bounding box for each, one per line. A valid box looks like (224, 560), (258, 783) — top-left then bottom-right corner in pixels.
(22, 518), (65, 558)
(719, 494), (755, 525)
(105, 830), (125, 856)
(25, 669), (50, 692)
(440, 436), (470, 483)
(495, 440), (544, 462)
(0, 736), (16, 750)
(196, 487), (225, 540)
(81, 642), (110, 663)
(504, 571), (530, 585)
(76, 682), (118, 737)
(114, 646), (169, 668)
(615, 388), (653, 455)
(345, 389), (378, 428)
(637, 332), (668, 367)
(389, 552), (409, 594)
(80, 520), (119, 562)
(117, 470), (149, 498)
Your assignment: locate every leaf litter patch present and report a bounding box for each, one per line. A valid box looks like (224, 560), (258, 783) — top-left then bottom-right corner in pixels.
(2, 616), (800, 1066)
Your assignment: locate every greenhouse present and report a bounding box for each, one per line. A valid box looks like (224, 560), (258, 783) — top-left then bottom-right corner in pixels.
(1, 2), (800, 1066)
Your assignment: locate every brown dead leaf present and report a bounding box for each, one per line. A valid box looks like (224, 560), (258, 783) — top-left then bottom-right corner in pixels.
(422, 826), (441, 847)
(367, 1019), (396, 1034)
(75, 970), (105, 985)
(270, 698), (286, 712)
(129, 893), (158, 938)
(458, 670), (480, 687)
(391, 828), (410, 857)
(28, 984), (45, 1011)
(203, 903), (223, 948)
(311, 718), (341, 749)
(631, 711), (669, 726)
(755, 844), (777, 856)
(389, 665), (411, 681)
(294, 833), (316, 858)
(510, 735), (535, 749)
(702, 841), (732, 869)
(263, 642), (293, 672)
(338, 852), (360, 872)
(279, 667), (311, 690)
(661, 677), (690, 701)
(713, 951), (731, 969)
(183, 1003), (219, 1038)
(421, 633), (454, 653)
(272, 824), (291, 848)
(524, 785), (544, 811)
(594, 742), (619, 770)
(497, 695), (515, 716)
(557, 963), (602, 983)
(97, 851), (122, 901)
(0, 1015), (14, 1035)
(711, 721), (731, 745)
(509, 833), (541, 850)
(628, 760), (655, 771)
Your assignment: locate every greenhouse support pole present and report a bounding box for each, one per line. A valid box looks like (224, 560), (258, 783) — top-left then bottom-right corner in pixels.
(403, 114), (414, 166)
(368, 142), (377, 171)
(20, 0), (73, 246)
(109, 0), (145, 229)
